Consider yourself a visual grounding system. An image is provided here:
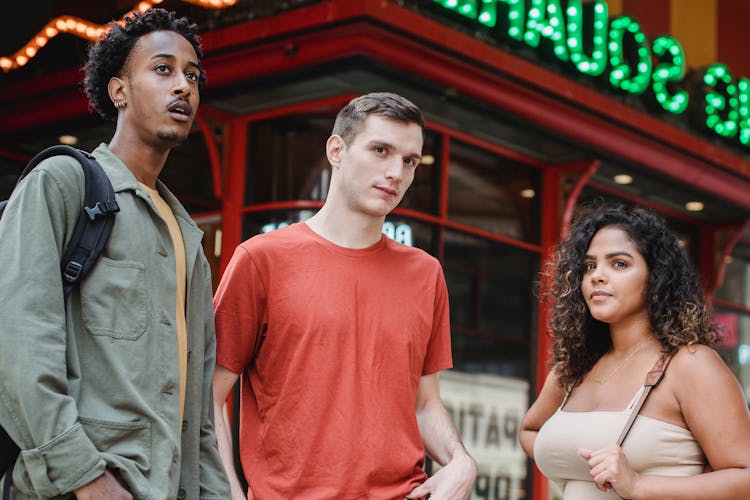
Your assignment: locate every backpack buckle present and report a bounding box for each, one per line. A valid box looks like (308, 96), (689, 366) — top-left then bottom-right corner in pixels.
(62, 261), (83, 283)
(83, 200), (120, 220)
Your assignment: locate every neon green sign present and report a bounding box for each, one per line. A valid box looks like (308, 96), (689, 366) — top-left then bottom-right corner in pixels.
(433, 0), (750, 149)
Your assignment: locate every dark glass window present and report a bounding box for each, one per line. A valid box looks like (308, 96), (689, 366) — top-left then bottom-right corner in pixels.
(383, 215), (437, 256)
(448, 140), (540, 243)
(399, 132), (441, 215)
(715, 244), (750, 309)
(715, 309), (750, 402)
(161, 130), (221, 213)
(443, 229), (537, 379)
(246, 116), (332, 204)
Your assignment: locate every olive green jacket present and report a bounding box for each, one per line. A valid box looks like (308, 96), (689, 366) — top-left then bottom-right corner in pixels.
(0, 144), (229, 499)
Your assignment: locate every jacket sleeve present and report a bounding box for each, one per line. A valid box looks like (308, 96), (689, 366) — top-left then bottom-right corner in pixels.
(0, 165), (106, 495)
(197, 260), (231, 499)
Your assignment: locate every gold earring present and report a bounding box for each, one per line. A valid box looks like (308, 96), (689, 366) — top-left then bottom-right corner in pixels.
(114, 100), (127, 109)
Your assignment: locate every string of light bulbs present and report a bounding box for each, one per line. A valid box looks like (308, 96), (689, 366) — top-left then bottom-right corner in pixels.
(1, 0), (237, 73)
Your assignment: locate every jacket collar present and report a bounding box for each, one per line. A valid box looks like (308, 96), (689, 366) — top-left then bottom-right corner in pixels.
(91, 143), (197, 230)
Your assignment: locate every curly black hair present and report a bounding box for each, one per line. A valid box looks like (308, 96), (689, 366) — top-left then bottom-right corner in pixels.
(546, 203), (717, 389)
(83, 8), (204, 121)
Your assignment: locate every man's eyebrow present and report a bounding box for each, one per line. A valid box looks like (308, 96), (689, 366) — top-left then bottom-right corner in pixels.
(150, 53), (202, 71)
(367, 140), (422, 160)
(150, 53), (175, 61)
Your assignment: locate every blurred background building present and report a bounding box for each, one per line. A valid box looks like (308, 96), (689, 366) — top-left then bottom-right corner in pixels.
(2, 1), (749, 498)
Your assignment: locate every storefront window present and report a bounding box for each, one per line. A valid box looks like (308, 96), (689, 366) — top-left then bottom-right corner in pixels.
(246, 116), (332, 204)
(715, 244), (750, 309)
(161, 129), (221, 213)
(448, 140), (540, 243)
(400, 132), (441, 215)
(443, 229), (536, 378)
(441, 228), (535, 500)
(716, 310), (750, 402)
(715, 242), (750, 400)
(383, 215), (436, 254)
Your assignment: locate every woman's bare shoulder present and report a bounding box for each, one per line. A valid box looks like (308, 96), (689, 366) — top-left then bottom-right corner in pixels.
(669, 343), (742, 398)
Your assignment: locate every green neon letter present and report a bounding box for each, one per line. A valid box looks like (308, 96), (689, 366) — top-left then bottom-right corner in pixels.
(478, 0), (526, 36)
(702, 64), (739, 138)
(433, 0), (525, 39)
(524, 0), (569, 61)
(650, 36), (688, 114)
(608, 16), (652, 95)
(434, 0), (478, 19)
(493, 0), (526, 39)
(738, 77), (750, 146)
(566, 0), (608, 76)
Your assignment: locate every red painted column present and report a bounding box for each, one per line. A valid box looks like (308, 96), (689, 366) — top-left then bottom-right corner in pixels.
(532, 166), (562, 500)
(219, 117), (248, 275)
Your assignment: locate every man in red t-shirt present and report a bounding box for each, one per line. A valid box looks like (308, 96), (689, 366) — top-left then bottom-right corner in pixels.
(212, 92), (477, 499)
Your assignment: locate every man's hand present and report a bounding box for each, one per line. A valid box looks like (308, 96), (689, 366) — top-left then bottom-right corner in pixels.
(74, 470), (133, 500)
(406, 453), (477, 500)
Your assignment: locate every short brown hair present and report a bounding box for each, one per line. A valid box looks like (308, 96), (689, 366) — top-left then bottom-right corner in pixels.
(332, 92), (424, 144)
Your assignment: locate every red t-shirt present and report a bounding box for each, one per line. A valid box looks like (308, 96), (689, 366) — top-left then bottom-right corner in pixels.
(214, 222), (452, 499)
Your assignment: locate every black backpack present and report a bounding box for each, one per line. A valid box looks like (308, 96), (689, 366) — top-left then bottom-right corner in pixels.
(0, 145), (120, 494)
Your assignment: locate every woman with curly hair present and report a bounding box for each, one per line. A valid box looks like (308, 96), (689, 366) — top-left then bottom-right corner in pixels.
(520, 203), (750, 499)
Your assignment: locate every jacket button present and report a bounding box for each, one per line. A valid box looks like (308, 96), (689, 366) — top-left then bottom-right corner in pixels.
(158, 248), (168, 257)
(177, 487), (186, 499)
(182, 420), (188, 432)
(187, 349), (192, 360)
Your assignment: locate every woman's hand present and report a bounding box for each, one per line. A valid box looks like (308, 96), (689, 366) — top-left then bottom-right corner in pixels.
(579, 446), (642, 499)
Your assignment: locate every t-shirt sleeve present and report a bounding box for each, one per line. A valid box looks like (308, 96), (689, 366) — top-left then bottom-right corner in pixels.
(422, 264), (453, 375)
(214, 244), (267, 374)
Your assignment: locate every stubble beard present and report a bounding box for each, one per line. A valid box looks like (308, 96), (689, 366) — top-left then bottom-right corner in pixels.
(156, 129), (188, 147)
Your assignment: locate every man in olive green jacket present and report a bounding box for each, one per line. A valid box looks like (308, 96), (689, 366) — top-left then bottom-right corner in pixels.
(0, 9), (229, 500)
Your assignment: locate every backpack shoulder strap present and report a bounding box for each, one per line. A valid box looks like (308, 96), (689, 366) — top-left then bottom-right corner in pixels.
(18, 145), (120, 296)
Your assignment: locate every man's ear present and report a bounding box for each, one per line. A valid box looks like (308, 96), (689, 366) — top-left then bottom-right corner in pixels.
(108, 76), (127, 108)
(326, 135), (345, 169)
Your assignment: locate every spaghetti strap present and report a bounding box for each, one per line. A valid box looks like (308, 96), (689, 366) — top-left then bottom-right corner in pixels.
(559, 383), (575, 410)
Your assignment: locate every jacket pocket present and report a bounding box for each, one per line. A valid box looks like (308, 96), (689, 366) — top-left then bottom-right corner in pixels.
(80, 257), (147, 340)
(78, 417), (151, 499)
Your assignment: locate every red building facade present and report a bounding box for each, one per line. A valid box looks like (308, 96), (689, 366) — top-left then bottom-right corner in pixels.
(1, 2), (749, 499)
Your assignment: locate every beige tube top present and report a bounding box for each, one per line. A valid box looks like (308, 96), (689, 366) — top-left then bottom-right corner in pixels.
(534, 387), (706, 499)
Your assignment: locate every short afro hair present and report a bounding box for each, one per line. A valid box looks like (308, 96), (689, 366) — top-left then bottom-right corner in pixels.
(83, 8), (204, 121)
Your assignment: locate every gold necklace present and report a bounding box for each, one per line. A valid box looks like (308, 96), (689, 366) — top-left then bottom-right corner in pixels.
(591, 340), (647, 385)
